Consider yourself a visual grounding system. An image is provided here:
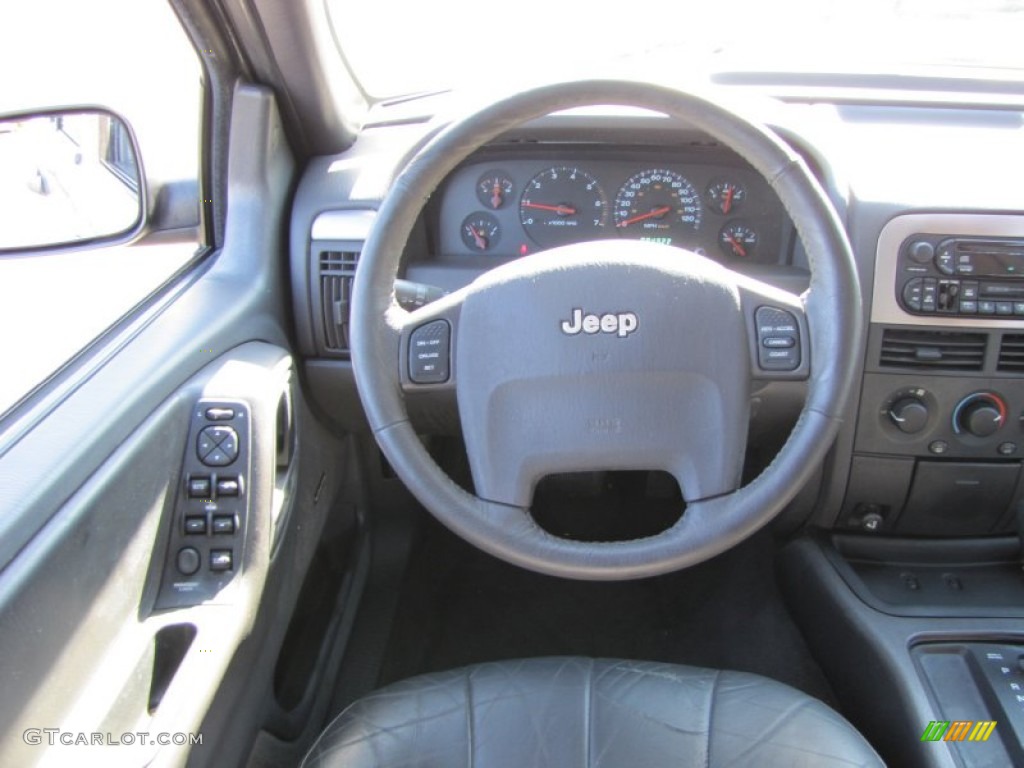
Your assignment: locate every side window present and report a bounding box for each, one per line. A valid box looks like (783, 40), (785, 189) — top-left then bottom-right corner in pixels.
(0, 0), (202, 415)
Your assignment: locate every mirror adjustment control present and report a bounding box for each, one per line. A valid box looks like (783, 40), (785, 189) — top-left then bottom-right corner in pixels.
(755, 307), (800, 372)
(205, 407), (235, 421)
(197, 425), (239, 466)
(409, 320), (451, 384)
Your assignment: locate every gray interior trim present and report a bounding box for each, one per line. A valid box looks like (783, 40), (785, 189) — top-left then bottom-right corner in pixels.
(311, 209), (378, 241)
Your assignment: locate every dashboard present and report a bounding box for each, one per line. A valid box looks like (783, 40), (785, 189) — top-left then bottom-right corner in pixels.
(435, 147), (791, 266)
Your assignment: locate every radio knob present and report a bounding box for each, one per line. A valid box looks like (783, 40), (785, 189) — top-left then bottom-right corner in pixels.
(908, 240), (935, 264)
(889, 397), (929, 434)
(954, 393), (1006, 438)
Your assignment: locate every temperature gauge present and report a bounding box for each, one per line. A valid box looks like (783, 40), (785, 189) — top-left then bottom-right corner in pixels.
(707, 180), (746, 215)
(461, 212), (501, 252)
(476, 171), (514, 210)
(719, 222), (758, 259)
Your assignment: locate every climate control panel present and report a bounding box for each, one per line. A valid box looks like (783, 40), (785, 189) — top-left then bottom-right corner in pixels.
(863, 377), (1023, 460)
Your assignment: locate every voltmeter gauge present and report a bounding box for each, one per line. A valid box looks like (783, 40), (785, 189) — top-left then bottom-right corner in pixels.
(719, 222), (758, 259)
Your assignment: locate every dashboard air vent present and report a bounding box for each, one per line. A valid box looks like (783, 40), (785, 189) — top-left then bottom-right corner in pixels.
(319, 250), (360, 353)
(879, 329), (986, 371)
(998, 334), (1024, 372)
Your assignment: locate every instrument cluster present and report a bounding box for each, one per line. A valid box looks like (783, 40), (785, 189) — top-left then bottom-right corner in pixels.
(436, 150), (790, 265)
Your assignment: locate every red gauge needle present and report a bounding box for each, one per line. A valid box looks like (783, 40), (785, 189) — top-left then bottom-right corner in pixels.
(491, 182), (503, 209)
(522, 202), (577, 215)
(722, 187), (734, 214)
(726, 235), (747, 257)
(617, 206), (671, 228)
(469, 225), (488, 250)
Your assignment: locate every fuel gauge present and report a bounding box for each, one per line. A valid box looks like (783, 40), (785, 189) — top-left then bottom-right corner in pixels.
(461, 212), (501, 252)
(719, 222), (758, 259)
(707, 180), (746, 215)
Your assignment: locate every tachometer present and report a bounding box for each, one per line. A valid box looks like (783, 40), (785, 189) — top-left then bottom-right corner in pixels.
(519, 167), (607, 249)
(613, 169), (702, 244)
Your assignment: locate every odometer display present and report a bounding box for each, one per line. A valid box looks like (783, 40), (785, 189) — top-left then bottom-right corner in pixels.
(519, 167), (607, 249)
(614, 169), (702, 244)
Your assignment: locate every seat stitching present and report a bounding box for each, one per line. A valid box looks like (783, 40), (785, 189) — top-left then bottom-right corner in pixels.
(706, 669), (721, 768)
(465, 668), (474, 768)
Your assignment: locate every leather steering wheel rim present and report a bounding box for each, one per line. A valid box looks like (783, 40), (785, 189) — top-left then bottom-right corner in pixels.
(350, 80), (862, 580)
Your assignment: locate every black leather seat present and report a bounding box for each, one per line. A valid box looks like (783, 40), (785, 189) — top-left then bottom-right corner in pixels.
(301, 658), (883, 767)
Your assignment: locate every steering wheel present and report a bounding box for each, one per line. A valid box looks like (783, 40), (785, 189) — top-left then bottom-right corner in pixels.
(351, 80), (861, 580)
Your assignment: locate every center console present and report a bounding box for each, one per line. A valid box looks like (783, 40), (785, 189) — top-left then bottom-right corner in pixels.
(782, 213), (1024, 768)
(841, 214), (1024, 537)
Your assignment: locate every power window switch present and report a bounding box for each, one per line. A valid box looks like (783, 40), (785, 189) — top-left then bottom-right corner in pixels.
(184, 516), (207, 535)
(212, 515), (236, 535)
(188, 476), (212, 498)
(216, 477), (241, 497)
(209, 550), (233, 572)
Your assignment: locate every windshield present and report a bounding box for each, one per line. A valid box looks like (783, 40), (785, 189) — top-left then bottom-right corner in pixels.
(328, 0), (1024, 101)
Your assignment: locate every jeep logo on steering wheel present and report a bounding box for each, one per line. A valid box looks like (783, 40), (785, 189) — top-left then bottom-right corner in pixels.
(560, 308), (639, 338)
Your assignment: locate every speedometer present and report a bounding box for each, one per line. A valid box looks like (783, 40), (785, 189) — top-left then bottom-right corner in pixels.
(613, 169), (702, 245)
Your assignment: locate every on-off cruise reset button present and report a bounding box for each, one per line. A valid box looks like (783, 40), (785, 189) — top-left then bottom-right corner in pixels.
(409, 320), (451, 384)
(755, 306), (801, 372)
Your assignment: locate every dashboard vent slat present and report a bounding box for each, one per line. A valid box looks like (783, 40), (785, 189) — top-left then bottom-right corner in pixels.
(879, 329), (986, 371)
(998, 334), (1024, 372)
(319, 250), (360, 353)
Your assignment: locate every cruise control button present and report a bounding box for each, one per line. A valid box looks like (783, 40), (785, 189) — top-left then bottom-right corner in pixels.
(762, 337), (795, 348)
(210, 550), (233, 572)
(409, 320), (451, 384)
(212, 515), (236, 534)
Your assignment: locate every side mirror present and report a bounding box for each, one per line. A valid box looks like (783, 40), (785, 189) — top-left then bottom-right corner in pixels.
(0, 108), (144, 253)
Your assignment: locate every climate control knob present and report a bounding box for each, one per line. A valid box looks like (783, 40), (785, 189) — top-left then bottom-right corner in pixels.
(889, 397), (929, 434)
(953, 393), (1007, 438)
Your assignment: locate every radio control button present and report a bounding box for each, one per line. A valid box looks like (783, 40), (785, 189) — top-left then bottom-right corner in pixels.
(979, 301), (996, 315)
(959, 300), (978, 314)
(1015, 303), (1024, 316)
(908, 240), (935, 264)
(922, 279), (938, 312)
(997, 302), (1013, 315)
(935, 245), (956, 275)
(902, 278), (924, 311)
(961, 282), (979, 300)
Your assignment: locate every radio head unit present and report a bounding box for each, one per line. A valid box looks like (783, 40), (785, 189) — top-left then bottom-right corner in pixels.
(898, 235), (1024, 317)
